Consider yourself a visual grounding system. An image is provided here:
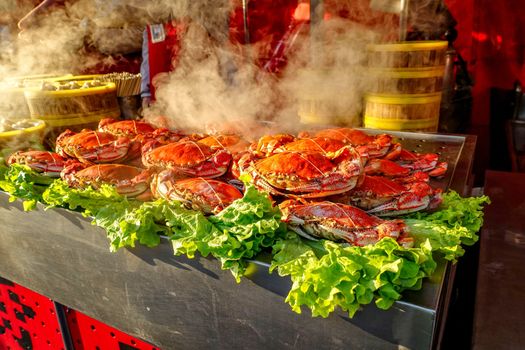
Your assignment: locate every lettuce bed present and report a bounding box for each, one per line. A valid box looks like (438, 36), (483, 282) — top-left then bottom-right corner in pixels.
(0, 163), (489, 318)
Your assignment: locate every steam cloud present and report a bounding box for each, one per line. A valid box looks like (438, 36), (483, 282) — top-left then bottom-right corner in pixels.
(0, 0), (409, 138)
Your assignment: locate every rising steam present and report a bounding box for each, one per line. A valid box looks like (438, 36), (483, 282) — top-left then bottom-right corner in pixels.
(1, 0), (407, 138)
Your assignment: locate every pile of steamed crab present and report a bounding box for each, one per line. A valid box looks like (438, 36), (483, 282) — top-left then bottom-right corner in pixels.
(7, 119), (448, 249)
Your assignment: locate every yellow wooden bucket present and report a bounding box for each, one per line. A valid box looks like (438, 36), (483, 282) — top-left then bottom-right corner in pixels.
(363, 93), (442, 132)
(367, 66), (445, 94)
(0, 119), (46, 150)
(24, 81), (120, 120)
(367, 41), (448, 68)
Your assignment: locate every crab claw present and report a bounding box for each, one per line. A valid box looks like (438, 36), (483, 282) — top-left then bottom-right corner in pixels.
(392, 171), (430, 184)
(60, 162), (91, 186)
(428, 161), (448, 178)
(396, 149), (439, 172)
(383, 142), (402, 160)
(396, 231), (415, 248)
(367, 181), (439, 217)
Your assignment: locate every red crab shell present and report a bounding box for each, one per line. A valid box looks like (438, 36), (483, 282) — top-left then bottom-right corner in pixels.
(364, 158), (411, 177)
(364, 159), (431, 183)
(249, 133), (296, 157)
(279, 200), (413, 247)
(142, 141), (232, 178)
(55, 129), (137, 164)
(60, 163), (152, 197)
(336, 175), (442, 216)
(241, 145), (365, 198)
(198, 134), (250, 154)
(151, 171), (243, 214)
(300, 128), (393, 158)
(7, 150), (71, 177)
(276, 137), (347, 155)
(394, 149), (448, 177)
(98, 118), (156, 137)
(98, 118), (185, 156)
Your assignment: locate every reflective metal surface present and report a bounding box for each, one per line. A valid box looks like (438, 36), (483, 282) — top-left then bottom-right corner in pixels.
(0, 132), (476, 350)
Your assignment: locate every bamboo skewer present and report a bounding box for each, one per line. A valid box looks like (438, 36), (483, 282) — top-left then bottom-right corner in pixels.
(100, 72), (142, 97)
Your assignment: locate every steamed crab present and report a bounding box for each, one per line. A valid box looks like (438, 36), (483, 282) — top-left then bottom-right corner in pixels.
(280, 200), (413, 247)
(56, 129), (139, 164)
(61, 163), (152, 198)
(7, 150), (72, 177)
(393, 149), (448, 177)
(98, 118), (184, 151)
(334, 175), (442, 216)
(151, 170), (243, 214)
(142, 140), (232, 178)
(238, 145), (365, 198)
(299, 128), (399, 159)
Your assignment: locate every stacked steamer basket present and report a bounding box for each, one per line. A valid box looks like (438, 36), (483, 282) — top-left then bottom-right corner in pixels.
(364, 41), (448, 132)
(0, 119), (46, 156)
(23, 78), (120, 146)
(0, 74), (73, 121)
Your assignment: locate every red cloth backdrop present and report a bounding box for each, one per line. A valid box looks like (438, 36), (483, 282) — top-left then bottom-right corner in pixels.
(446, 0), (525, 125)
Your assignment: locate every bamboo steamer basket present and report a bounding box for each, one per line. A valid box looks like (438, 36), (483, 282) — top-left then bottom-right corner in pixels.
(363, 93), (442, 132)
(0, 74), (73, 120)
(367, 41), (448, 68)
(367, 66), (445, 94)
(0, 119), (46, 152)
(50, 74), (102, 83)
(24, 81), (120, 121)
(24, 80), (120, 147)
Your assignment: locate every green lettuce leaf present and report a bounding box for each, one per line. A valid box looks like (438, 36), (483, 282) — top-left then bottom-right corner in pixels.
(43, 180), (165, 251)
(271, 191), (489, 318)
(0, 164), (53, 210)
(407, 191), (490, 244)
(43, 179), (127, 216)
(163, 199), (219, 258)
(2, 161), (491, 318)
(404, 191), (491, 261)
(169, 183), (286, 281)
(271, 234), (435, 317)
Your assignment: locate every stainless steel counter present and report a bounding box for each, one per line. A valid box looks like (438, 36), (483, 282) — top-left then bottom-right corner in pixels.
(0, 132), (476, 350)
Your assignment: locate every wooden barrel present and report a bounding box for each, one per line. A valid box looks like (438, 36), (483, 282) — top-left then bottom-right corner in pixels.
(24, 80), (120, 147)
(363, 93), (441, 132)
(0, 74), (73, 120)
(24, 81), (120, 121)
(364, 41), (447, 132)
(0, 119), (46, 151)
(367, 67), (445, 94)
(367, 41), (448, 68)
